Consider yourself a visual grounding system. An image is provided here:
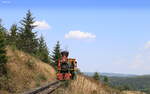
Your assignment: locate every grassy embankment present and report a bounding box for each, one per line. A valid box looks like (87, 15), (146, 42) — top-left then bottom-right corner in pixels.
(53, 75), (145, 94)
(0, 47), (56, 94)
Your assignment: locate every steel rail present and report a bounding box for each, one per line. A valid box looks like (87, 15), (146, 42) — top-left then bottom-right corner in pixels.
(22, 81), (61, 94)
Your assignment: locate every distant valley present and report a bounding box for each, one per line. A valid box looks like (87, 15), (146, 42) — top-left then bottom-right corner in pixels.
(84, 72), (150, 94)
(84, 72), (138, 77)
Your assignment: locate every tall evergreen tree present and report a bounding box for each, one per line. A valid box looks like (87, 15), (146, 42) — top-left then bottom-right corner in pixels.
(0, 19), (7, 37)
(0, 20), (9, 45)
(37, 35), (50, 63)
(93, 72), (100, 81)
(0, 21), (7, 76)
(9, 24), (18, 46)
(51, 41), (61, 69)
(18, 10), (38, 54)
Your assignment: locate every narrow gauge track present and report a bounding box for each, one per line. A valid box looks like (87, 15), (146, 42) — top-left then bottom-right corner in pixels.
(23, 81), (61, 94)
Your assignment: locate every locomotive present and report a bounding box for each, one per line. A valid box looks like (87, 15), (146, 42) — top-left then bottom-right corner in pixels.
(57, 51), (77, 80)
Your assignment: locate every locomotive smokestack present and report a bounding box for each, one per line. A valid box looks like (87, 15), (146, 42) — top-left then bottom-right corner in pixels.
(61, 51), (69, 57)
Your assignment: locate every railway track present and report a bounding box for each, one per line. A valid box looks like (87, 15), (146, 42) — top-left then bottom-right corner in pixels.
(22, 81), (61, 94)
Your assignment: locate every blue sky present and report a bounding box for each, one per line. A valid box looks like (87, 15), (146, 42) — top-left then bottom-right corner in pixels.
(1, 0), (150, 75)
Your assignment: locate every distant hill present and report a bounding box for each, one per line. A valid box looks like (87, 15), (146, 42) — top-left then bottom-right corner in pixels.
(84, 72), (137, 77)
(100, 73), (137, 77)
(109, 75), (150, 93)
(84, 72), (150, 93)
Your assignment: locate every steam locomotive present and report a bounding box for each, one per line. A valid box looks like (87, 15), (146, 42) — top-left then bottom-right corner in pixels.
(57, 51), (77, 80)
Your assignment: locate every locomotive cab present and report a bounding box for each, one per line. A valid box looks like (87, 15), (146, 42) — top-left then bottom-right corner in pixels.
(68, 58), (77, 80)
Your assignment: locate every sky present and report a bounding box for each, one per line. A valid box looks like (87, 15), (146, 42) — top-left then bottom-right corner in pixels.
(1, 0), (150, 75)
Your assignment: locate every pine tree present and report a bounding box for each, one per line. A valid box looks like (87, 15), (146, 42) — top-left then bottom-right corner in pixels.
(0, 22), (7, 76)
(9, 24), (18, 46)
(18, 10), (38, 54)
(51, 41), (61, 69)
(103, 76), (109, 83)
(93, 72), (100, 81)
(36, 35), (50, 63)
(0, 19), (7, 38)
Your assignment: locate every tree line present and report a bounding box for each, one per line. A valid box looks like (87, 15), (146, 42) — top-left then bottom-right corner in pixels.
(92, 72), (109, 84)
(0, 10), (61, 75)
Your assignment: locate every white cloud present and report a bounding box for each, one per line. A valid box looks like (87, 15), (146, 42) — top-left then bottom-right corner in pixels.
(144, 41), (150, 49)
(65, 30), (96, 39)
(33, 20), (51, 30)
(1, 0), (11, 4)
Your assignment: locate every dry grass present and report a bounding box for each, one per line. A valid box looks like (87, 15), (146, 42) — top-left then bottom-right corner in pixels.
(54, 75), (121, 94)
(0, 47), (56, 94)
(122, 91), (146, 94)
(53, 75), (146, 94)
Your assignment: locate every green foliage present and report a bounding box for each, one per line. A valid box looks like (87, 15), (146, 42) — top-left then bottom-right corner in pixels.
(0, 76), (8, 90)
(93, 72), (100, 81)
(51, 41), (61, 69)
(18, 10), (38, 54)
(0, 11), (52, 66)
(103, 76), (109, 84)
(109, 75), (150, 93)
(8, 24), (18, 46)
(37, 73), (47, 81)
(0, 19), (7, 37)
(0, 21), (7, 76)
(35, 81), (40, 87)
(62, 80), (70, 88)
(113, 85), (131, 91)
(36, 35), (50, 63)
(76, 68), (82, 74)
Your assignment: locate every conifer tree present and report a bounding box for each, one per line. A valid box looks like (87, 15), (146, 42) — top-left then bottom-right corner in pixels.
(37, 35), (50, 63)
(51, 41), (61, 69)
(0, 21), (7, 76)
(0, 19), (7, 37)
(93, 72), (100, 81)
(18, 10), (38, 54)
(103, 76), (109, 83)
(9, 24), (18, 46)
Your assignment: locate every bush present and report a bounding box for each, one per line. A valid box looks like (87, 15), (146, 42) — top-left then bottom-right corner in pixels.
(26, 59), (35, 68)
(93, 72), (100, 81)
(0, 31), (7, 76)
(35, 81), (41, 87)
(38, 74), (47, 81)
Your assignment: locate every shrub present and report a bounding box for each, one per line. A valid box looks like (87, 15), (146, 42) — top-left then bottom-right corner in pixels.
(26, 59), (35, 68)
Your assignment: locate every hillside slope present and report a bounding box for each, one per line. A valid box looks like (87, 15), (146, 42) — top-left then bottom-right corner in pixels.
(0, 47), (56, 94)
(53, 75), (145, 94)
